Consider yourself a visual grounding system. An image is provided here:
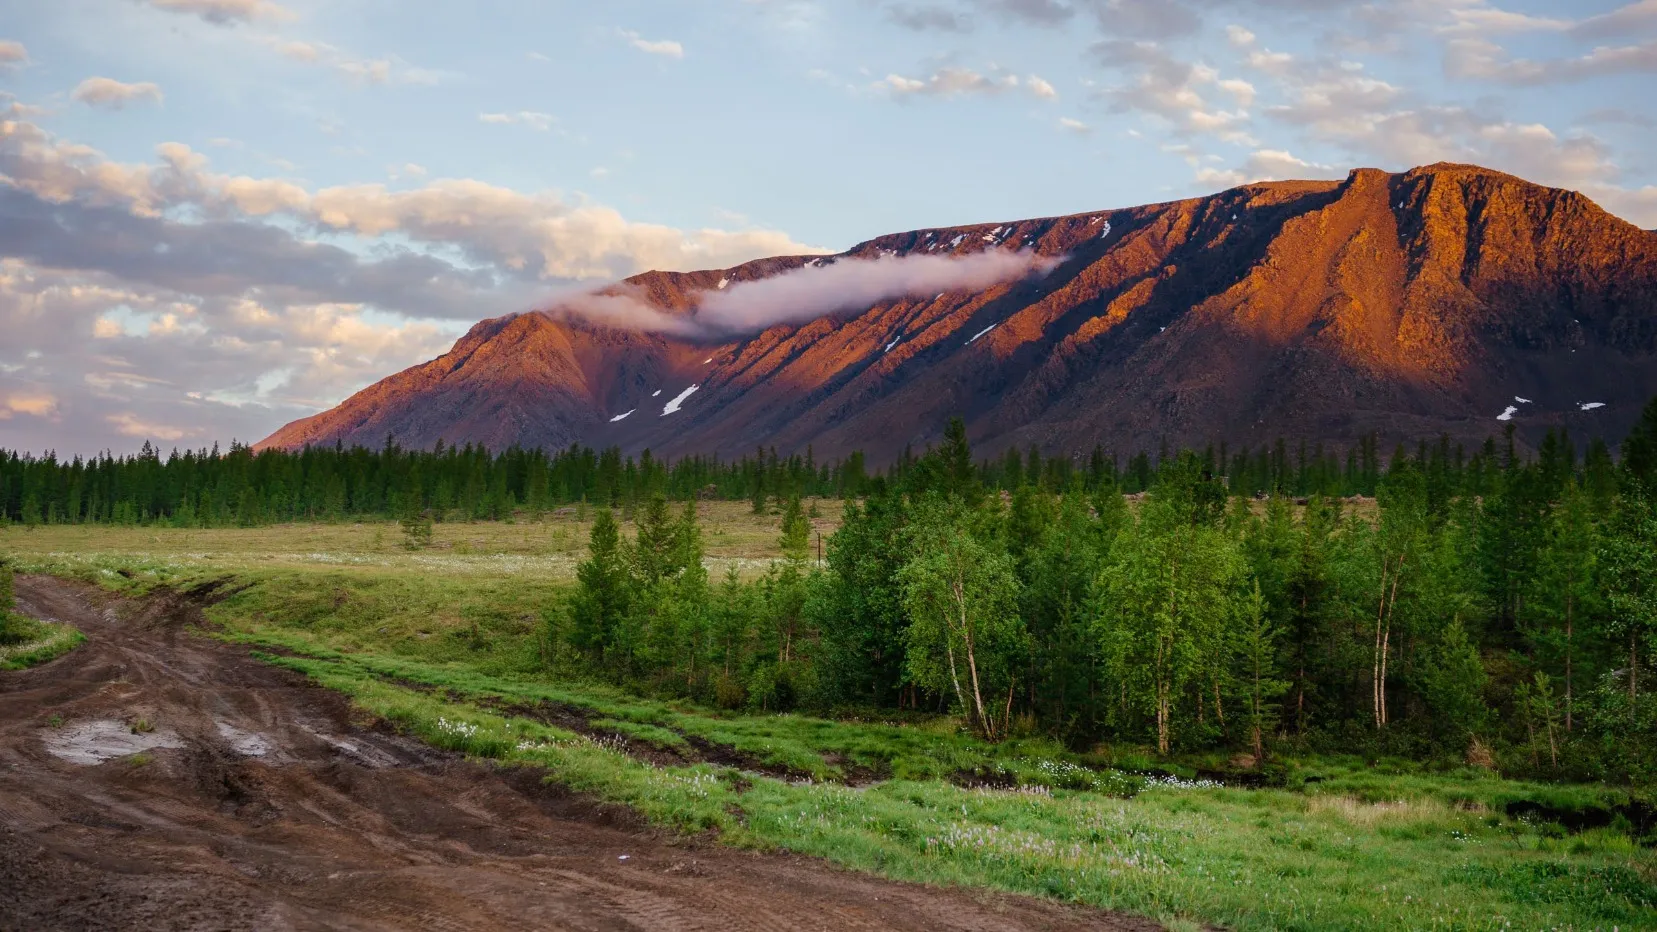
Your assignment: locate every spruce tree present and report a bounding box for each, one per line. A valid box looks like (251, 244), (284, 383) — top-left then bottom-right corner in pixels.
(570, 508), (630, 665)
(1531, 480), (1599, 730)
(750, 461), (768, 515)
(1418, 618), (1490, 748)
(779, 494), (810, 563)
(1236, 582), (1288, 763)
(1623, 394), (1657, 491)
(939, 417), (980, 504)
(1602, 487), (1657, 713)
(631, 495), (680, 585)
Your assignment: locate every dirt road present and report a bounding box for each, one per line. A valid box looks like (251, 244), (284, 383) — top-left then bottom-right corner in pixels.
(0, 576), (1157, 931)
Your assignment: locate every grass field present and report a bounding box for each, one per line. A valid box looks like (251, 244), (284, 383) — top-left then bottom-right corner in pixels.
(3, 513), (1654, 931)
(0, 614), (84, 670)
(0, 500), (839, 583)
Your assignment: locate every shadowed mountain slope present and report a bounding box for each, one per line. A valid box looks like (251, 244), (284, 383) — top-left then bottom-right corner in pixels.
(259, 164), (1657, 461)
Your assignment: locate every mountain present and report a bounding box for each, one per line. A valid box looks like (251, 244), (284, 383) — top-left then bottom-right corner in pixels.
(258, 163), (1657, 462)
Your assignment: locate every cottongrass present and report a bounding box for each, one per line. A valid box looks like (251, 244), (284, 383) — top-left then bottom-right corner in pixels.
(436, 716), (481, 740)
(661, 770), (722, 800)
(1138, 773), (1223, 791)
(924, 821), (1164, 875)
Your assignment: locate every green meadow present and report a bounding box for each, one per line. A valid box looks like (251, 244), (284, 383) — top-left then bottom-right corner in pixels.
(4, 516), (1652, 932)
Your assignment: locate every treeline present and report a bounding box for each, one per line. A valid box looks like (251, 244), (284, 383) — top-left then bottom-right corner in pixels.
(0, 425), (1621, 527)
(557, 409), (1657, 781)
(0, 440), (857, 526)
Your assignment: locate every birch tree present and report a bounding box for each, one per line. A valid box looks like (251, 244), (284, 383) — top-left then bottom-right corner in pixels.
(1096, 495), (1243, 755)
(900, 508), (1027, 741)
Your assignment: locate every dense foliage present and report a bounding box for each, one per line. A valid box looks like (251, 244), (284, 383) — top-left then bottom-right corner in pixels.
(7, 405), (1657, 779)
(0, 440), (859, 526)
(0, 423), (1583, 527)
(552, 407), (1657, 782)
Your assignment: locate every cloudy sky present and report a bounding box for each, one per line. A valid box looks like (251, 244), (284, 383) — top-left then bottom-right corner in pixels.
(1, 0), (1653, 455)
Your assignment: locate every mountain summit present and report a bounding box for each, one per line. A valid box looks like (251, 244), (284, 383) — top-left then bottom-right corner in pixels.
(258, 164), (1657, 461)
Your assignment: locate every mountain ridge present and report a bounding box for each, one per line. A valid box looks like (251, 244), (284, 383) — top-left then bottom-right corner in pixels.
(258, 163), (1657, 461)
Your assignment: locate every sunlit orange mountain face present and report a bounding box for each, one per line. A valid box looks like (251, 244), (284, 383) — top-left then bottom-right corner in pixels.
(259, 163), (1657, 461)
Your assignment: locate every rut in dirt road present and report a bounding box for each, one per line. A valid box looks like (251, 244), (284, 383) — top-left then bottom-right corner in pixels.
(0, 576), (1163, 932)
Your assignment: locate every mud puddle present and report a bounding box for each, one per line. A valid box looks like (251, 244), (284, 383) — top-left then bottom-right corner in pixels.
(41, 719), (186, 765)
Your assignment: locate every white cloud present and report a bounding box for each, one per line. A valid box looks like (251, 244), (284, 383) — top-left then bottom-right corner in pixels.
(2, 118), (825, 284)
(1572, 0), (1657, 39)
(1091, 41), (1256, 144)
(478, 111), (556, 131)
(1447, 36), (1657, 84)
(106, 412), (187, 440)
(273, 40), (322, 63)
(881, 67), (1018, 97)
(1194, 165), (1244, 187)
(1197, 149), (1335, 188)
(879, 67), (1056, 100)
(0, 93), (46, 121)
(1438, 5), (1572, 36)
(336, 58), (392, 84)
(1, 391), (57, 419)
(1058, 116), (1092, 133)
(70, 77), (164, 110)
(560, 249), (1062, 337)
(0, 254), (468, 450)
(140, 0), (290, 26)
(1241, 149), (1329, 179)
(1217, 78), (1256, 107)
(0, 117), (837, 452)
(620, 30), (685, 59)
(257, 37), (436, 85)
(0, 40), (28, 68)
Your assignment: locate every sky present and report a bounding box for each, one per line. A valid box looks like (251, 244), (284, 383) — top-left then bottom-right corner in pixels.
(1, 0), (1654, 456)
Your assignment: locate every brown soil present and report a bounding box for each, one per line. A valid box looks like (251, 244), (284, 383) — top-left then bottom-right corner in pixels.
(0, 576), (1159, 931)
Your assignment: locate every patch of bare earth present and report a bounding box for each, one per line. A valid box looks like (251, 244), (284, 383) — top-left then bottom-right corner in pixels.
(0, 576), (1161, 931)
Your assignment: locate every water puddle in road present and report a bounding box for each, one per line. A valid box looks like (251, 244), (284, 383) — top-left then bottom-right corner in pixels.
(215, 721), (274, 758)
(42, 719), (185, 764)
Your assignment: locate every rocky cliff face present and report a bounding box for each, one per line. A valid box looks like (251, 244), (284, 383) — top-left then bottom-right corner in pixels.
(258, 163), (1657, 461)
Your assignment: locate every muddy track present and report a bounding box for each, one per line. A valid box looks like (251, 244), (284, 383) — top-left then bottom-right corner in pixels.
(0, 576), (1160, 932)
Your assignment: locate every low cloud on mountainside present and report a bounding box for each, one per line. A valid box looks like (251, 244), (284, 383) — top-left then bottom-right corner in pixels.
(557, 249), (1063, 339)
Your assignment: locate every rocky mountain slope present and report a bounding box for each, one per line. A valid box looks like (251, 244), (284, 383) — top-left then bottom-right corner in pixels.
(258, 163), (1657, 461)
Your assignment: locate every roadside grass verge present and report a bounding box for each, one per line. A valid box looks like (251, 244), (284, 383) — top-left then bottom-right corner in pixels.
(253, 645), (1657, 931)
(0, 616), (85, 670)
(228, 629), (1006, 782)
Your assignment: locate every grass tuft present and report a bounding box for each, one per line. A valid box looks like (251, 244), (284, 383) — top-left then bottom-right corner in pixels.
(0, 616), (84, 670)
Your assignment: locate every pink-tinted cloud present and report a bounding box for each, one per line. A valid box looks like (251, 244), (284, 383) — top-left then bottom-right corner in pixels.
(550, 249), (1062, 339)
(694, 249), (1060, 334)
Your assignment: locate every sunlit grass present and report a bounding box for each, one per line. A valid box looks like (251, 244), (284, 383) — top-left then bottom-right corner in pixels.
(0, 500), (838, 581)
(0, 615), (85, 670)
(231, 644), (1657, 931)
